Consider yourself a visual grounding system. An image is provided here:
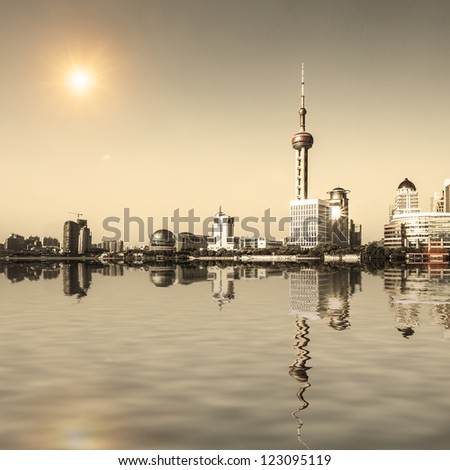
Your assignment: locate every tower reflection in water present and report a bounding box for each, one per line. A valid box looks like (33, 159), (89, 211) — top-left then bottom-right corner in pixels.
(289, 316), (311, 449)
(289, 267), (361, 447)
(384, 265), (450, 340)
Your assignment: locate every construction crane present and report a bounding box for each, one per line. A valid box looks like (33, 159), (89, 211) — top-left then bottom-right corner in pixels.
(69, 212), (83, 219)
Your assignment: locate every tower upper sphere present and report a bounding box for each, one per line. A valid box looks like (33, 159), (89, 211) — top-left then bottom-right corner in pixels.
(292, 63), (313, 150)
(292, 131), (314, 150)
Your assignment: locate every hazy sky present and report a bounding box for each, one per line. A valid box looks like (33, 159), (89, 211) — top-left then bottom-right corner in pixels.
(2, 0), (450, 244)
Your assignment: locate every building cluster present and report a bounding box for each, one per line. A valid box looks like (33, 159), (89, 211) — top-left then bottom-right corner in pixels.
(288, 66), (362, 249)
(384, 178), (450, 252)
(1, 234), (60, 254)
(137, 217), (284, 254)
(205, 208), (283, 251)
(5, 71), (450, 256)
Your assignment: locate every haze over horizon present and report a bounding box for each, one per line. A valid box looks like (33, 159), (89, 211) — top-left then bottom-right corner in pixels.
(2, 0), (450, 245)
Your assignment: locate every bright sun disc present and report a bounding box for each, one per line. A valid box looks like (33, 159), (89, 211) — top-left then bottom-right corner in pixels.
(67, 68), (95, 95)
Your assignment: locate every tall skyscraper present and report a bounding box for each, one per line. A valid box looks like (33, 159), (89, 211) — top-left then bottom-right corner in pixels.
(430, 191), (445, 212)
(444, 178), (450, 213)
(290, 198), (330, 247)
(393, 178), (420, 216)
(78, 226), (91, 254)
(327, 187), (350, 245)
(207, 207), (238, 251)
(63, 219), (91, 255)
(63, 221), (80, 254)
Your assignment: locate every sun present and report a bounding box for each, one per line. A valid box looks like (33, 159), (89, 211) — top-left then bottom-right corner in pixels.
(67, 68), (95, 95)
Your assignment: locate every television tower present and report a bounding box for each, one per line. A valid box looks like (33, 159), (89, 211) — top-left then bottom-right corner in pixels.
(292, 64), (314, 200)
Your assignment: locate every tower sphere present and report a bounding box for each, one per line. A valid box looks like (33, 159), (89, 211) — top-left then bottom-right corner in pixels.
(292, 131), (314, 150)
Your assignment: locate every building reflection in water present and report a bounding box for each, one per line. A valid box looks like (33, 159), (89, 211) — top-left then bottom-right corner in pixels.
(289, 267), (361, 330)
(430, 304), (450, 340)
(149, 267), (177, 288)
(148, 264), (285, 310)
(62, 263), (92, 300)
(289, 266), (362, 447)
(101, 264), (124, 277)
(207, 266), (238, 309)
(2, 263), (60, 283)
(384, 265), (450, 340)
(0, 261), (283, 305)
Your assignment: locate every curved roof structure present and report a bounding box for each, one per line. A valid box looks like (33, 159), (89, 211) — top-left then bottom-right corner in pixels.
(398, 178), (416, 191)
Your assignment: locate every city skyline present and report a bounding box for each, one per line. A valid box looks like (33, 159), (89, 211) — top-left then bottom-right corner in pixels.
(2, 0), (450, 244)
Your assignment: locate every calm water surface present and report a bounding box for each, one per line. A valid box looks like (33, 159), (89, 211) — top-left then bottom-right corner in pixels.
(0, 262), (449, 449)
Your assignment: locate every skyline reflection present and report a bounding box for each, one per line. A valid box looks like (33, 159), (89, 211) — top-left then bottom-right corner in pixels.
(384, 265), (450, 340)
(1, 260), (449, 449)
(2, 261), (449, 338)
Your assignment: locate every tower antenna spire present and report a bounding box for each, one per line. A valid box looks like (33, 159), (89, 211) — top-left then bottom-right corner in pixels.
(299, 62), (306, 131)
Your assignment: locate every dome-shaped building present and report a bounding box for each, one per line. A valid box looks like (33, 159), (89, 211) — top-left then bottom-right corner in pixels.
(150, 229), (176, 252)
(397, 178), (417, 192)
(394, 178), (419, 215)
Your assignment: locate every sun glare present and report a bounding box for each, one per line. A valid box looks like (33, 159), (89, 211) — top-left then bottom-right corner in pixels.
(67, 68), (95, 95)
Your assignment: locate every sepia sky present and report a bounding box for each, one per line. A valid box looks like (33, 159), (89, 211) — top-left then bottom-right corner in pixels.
(1, 0), (450, 244)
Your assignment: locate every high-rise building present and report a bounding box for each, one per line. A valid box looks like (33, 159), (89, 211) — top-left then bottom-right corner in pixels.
(207, 207), (239, 251)
(78, 226), (91, 254)
(63, 219), (91, 255)
(24, 236), (42, 251)
(393, 178), (420, 216)
(63, 221), (80, 254)
(327, 187), (350, 245)
(290, 199), (330, 247)
(349, 219), (362, 247)
(43, 237), (60, 248)
(445, 178), (450, 213)
(5, 234), (25, 252)
(384, 178), (450, 249)
(431, 191), (445, 212)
